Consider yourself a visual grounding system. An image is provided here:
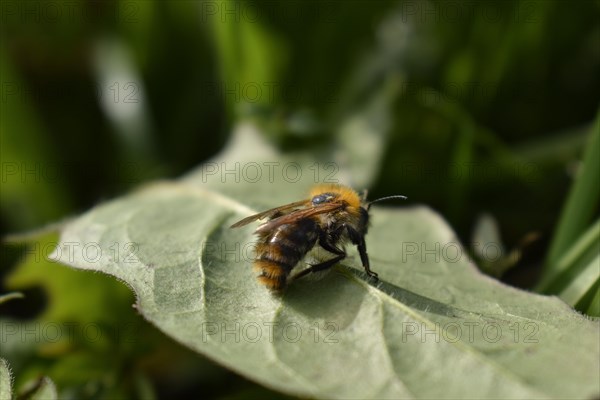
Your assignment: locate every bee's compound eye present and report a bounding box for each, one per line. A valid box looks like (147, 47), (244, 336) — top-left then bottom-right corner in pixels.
(312, 195), (326, 205)
(312, 192), (334, 205)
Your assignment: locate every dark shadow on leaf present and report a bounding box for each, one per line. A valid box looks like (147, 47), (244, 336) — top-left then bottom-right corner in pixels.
(344, 267), (477, 319)
(281, 269), (365, 328)
(284, 263), (475, 321)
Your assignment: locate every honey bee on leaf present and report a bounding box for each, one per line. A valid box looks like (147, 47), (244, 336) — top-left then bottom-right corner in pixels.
(230, 184), (406, 292)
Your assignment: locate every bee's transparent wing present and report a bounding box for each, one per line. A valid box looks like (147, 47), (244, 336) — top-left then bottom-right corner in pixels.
(254, 202), (344, 233)
(229, 199), (309, 228)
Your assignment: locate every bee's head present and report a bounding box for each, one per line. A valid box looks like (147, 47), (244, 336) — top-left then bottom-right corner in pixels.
(310, 184), (362, 211)
(309, 184), (365, 230)
(309, 184), (406, 212)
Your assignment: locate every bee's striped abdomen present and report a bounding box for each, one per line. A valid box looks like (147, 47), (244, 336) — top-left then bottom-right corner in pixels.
(254, 219), (318, 291)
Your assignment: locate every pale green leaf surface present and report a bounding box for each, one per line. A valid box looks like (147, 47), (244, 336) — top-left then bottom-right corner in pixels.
(50, 180), (600, 399)
(0, 358), (12, 400)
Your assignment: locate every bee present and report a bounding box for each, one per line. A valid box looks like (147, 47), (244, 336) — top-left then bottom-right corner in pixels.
(230, 184), (406, 292)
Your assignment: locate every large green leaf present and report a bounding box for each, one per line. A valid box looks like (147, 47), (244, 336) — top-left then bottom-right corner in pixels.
(49, 177), (599, 398)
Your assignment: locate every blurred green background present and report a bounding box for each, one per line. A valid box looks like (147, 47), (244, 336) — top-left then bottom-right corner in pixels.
(1, 0), (599, 398)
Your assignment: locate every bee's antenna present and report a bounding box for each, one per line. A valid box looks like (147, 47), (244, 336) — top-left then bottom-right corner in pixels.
(367, 195), (407, 210)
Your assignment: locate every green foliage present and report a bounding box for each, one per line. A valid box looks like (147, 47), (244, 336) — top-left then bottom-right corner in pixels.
(2, 0), (600, 398)
(19, 376), (57, 400)
(546, 113), (600, 265)
(1, 233), (209, 399)
(539, 219), (600, 314)
(1, 358), (58, 400)
(538, 114), (600, 314)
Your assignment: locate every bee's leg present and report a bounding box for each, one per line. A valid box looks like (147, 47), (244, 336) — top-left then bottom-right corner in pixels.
(346, 227), (378, 280)
(356, 236), (378, 280)
(292, 254), (346, 281)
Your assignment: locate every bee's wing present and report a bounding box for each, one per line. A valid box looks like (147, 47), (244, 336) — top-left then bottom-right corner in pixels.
(229, 199), (310, 228)
(255, 202), (344, 234)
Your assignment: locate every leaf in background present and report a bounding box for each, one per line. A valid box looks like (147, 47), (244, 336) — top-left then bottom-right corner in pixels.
(535, 219), (600, 316)
(1, 360), (57, 400)
(538, 219), (600, 298)
(0, 358), (12, 400)
(332, 76), (400, 189)
(92, 36), (157, 171)
(17, 376), (57, 400)
(545, 111), (600, 271)
(209, 0), (287, 123)
(471, 213), (506, 276)
(559, 254), (599, 311)
(588, 288), (600, 317)
(182, 123), (379, 207)
(470, 213), (541, 279)
(4, 233), (134, 324)
(49, 168), (600, 398)
(0, 292), (23, 305)
(1, 233), (191, 397)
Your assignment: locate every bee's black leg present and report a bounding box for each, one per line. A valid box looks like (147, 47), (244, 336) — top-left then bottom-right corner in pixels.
(346, 226), (378, 280)
(356, 236), (378, 280)
(292, 254), (346, 281)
